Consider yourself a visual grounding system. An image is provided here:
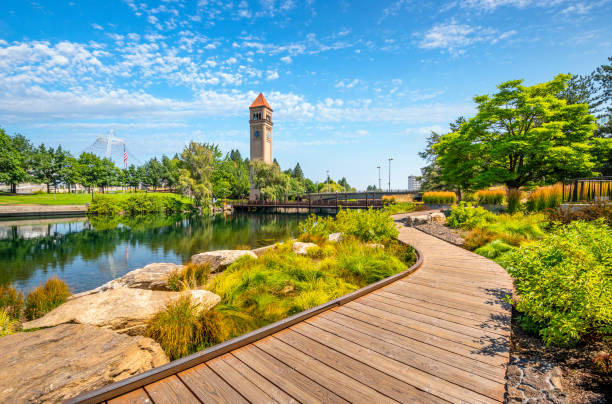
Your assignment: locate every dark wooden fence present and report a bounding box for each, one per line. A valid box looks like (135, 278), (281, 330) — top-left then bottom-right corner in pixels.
(562, 177), (612, 203)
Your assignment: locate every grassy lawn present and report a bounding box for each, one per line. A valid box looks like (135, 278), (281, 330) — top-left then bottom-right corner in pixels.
(0, 192), (188, 205)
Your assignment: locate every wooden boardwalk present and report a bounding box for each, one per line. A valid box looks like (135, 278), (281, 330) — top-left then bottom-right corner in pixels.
(71, 214), (513, 403)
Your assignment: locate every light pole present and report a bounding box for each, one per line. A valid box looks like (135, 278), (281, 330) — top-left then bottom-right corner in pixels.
(377, 166), (381, 191)
(326, 170), (330, 193)
(388, 157), (393, 192)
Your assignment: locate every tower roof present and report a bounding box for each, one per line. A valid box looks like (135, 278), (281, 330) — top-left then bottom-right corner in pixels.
(250, 93), (272, 110)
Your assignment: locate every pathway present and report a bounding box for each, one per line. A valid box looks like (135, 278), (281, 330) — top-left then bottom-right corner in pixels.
(70, 214), (513, 403)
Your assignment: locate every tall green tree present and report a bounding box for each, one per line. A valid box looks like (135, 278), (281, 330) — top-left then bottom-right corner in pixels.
(0, 129), (29, 193)
(435, 74), (604, 192)
(177, 142), (218, 205)
(292, 163), (304, 180)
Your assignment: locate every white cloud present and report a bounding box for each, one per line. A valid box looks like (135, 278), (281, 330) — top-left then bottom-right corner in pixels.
(280, 55), (292, 63)
(266, 70), (279, 80)
(405, 125), (446, 136)
(91, 23), (104, 30)
(419, 21), (515, 55)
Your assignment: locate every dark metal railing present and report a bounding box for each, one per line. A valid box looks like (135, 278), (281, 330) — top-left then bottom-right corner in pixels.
(562, 177), (612, 203)
(232, 198), (384, 209)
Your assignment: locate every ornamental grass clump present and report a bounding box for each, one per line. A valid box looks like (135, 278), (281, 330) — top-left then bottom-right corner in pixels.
(24, 277), (70, 320)
(447, 202), (495, 230)
(167, 263), (211, 291)
(422, 191), (457, 205)
(475, 189), (505, 205)
(146, 295), (203, 360)
(0, 309), (19, 337)
(526, 184), (563, 212)
(505, 220), (612, 346)
(506, 188), (523, 214)
(0, 284), (24, 320)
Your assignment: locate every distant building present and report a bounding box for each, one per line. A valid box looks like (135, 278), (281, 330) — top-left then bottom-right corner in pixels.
(407, 176), (422, 191)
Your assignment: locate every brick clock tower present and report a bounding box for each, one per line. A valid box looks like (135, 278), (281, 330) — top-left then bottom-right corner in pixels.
(249, 93), (273, 200)
(249, 93), (273, 164)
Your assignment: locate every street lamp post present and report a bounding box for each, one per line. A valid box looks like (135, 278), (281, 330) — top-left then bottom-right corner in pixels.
(326, 170), (330, 193)
(377, 166), (381, 191)
(388, 157), (393, 192)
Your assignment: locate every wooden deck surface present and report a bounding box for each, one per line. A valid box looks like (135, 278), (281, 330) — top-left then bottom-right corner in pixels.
(77, 214), (513, 403)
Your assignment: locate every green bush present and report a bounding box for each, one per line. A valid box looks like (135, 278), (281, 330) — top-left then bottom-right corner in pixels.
(505, 220), (612, 346)
(447, 202), (496, 230)
(88, 195), (122, 215)
(384, 202), (416, 215)
(24, 277), (71, 320)
(0, 284), (24, 320)
(299, 208), (399, 243)
(167, 263), (211, 291)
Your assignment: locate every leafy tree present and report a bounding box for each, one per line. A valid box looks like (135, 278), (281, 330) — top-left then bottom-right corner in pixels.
(77, 152), (106, 192)
(0, 129), (29, 193)
(31, 144), (56, 193)
(292, 163), (304, 180)
(142, 157), (165, 190)
(177, 142), (217, 205)
(435, 74), (605, 193)
(161, 155), (180, 189)
(366, 185), (378, 191)
(251, 160), (289, 201)
(304, 178), (316, 194)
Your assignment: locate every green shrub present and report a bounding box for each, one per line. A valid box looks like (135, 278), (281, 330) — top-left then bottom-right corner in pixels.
(167, 263), (211, 291)
(88, 195), (122, 215)
(447, 202), (495, 230)
(422, 191), (457, 205)
(0, 284), (24, 320)
(146, 296), (203, 360)
(483, 213), (546, 246)
(24, 277), (71, 320)
(475, 190), (505, 205)
(0, 309), (19, 337)
(505, 220), (612, 346)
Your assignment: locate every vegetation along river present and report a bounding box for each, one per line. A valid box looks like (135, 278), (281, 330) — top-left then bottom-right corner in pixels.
(0, 213), (305, 293)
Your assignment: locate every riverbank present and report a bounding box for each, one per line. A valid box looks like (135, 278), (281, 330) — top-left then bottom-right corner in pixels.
(0, 204), (88, 218)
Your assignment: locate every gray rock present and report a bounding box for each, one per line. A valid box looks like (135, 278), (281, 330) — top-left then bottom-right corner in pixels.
(292, 242), (317, 255)
(0, 324), (168, 403)
(407, 214), (430, 226)
(328, 232), (344, 242)
(23, 288), (220, 335)
(71, 263), (184, 299)
(429, 212), (446, 224)
(191, 250), (257, 272)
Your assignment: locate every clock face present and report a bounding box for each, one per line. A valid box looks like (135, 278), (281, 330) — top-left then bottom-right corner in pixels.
(254, 130), (260, 138)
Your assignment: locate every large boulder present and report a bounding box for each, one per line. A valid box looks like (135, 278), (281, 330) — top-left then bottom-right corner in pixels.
(0, 324), (168, 403)
(23, 288), (220, 335)
(191, 250), (257, 272)
(71, 263), (184, 299)
(406, 214), (430, 226)
(292, 242), (317, 255)
(252, 244), (276, 256)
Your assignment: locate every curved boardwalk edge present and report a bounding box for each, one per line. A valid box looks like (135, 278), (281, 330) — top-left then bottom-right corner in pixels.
(68, 214), (513, 404)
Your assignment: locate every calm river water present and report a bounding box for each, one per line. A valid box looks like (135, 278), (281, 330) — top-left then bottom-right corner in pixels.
(0, 213), (305, 293)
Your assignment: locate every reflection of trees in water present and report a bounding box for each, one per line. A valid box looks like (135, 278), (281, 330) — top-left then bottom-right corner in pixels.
(0, 213), (304, 287)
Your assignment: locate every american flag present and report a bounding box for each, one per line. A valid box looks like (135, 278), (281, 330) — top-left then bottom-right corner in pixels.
(123, 150), (128, 167)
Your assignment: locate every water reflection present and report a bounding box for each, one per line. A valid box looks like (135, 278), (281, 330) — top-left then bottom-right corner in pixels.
(0, 213), (304, 293)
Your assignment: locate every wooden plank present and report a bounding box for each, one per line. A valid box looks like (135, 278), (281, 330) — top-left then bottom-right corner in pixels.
(178, 363), (248, 403)
(144, 376), (199, 404)
(275, 329), (446, 404)
(321, 310), (506, 381)
(232, 345), (348, 403)
(343, 302), (509, 358)
(206, 355), (278, 403)
(375, 290), (501, 323)
(404, 278), (512, 300)
(364, 293), (510, 336)
(221, 354), (297, 404)
(107, 389), (151, 404)
(352, 298), (501, 341)
(307, 316), (505, 401)
(338, 305), (508, 367)
(255, 333), (397, 403)
(292, 322), (498, 404)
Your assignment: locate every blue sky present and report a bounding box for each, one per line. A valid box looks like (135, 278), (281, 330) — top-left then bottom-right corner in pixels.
(1, 0), (610, 189)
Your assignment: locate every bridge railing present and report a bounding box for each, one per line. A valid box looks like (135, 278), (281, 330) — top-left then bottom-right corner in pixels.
(562, 177), (612, 203)
(232, 198), (384, 208)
